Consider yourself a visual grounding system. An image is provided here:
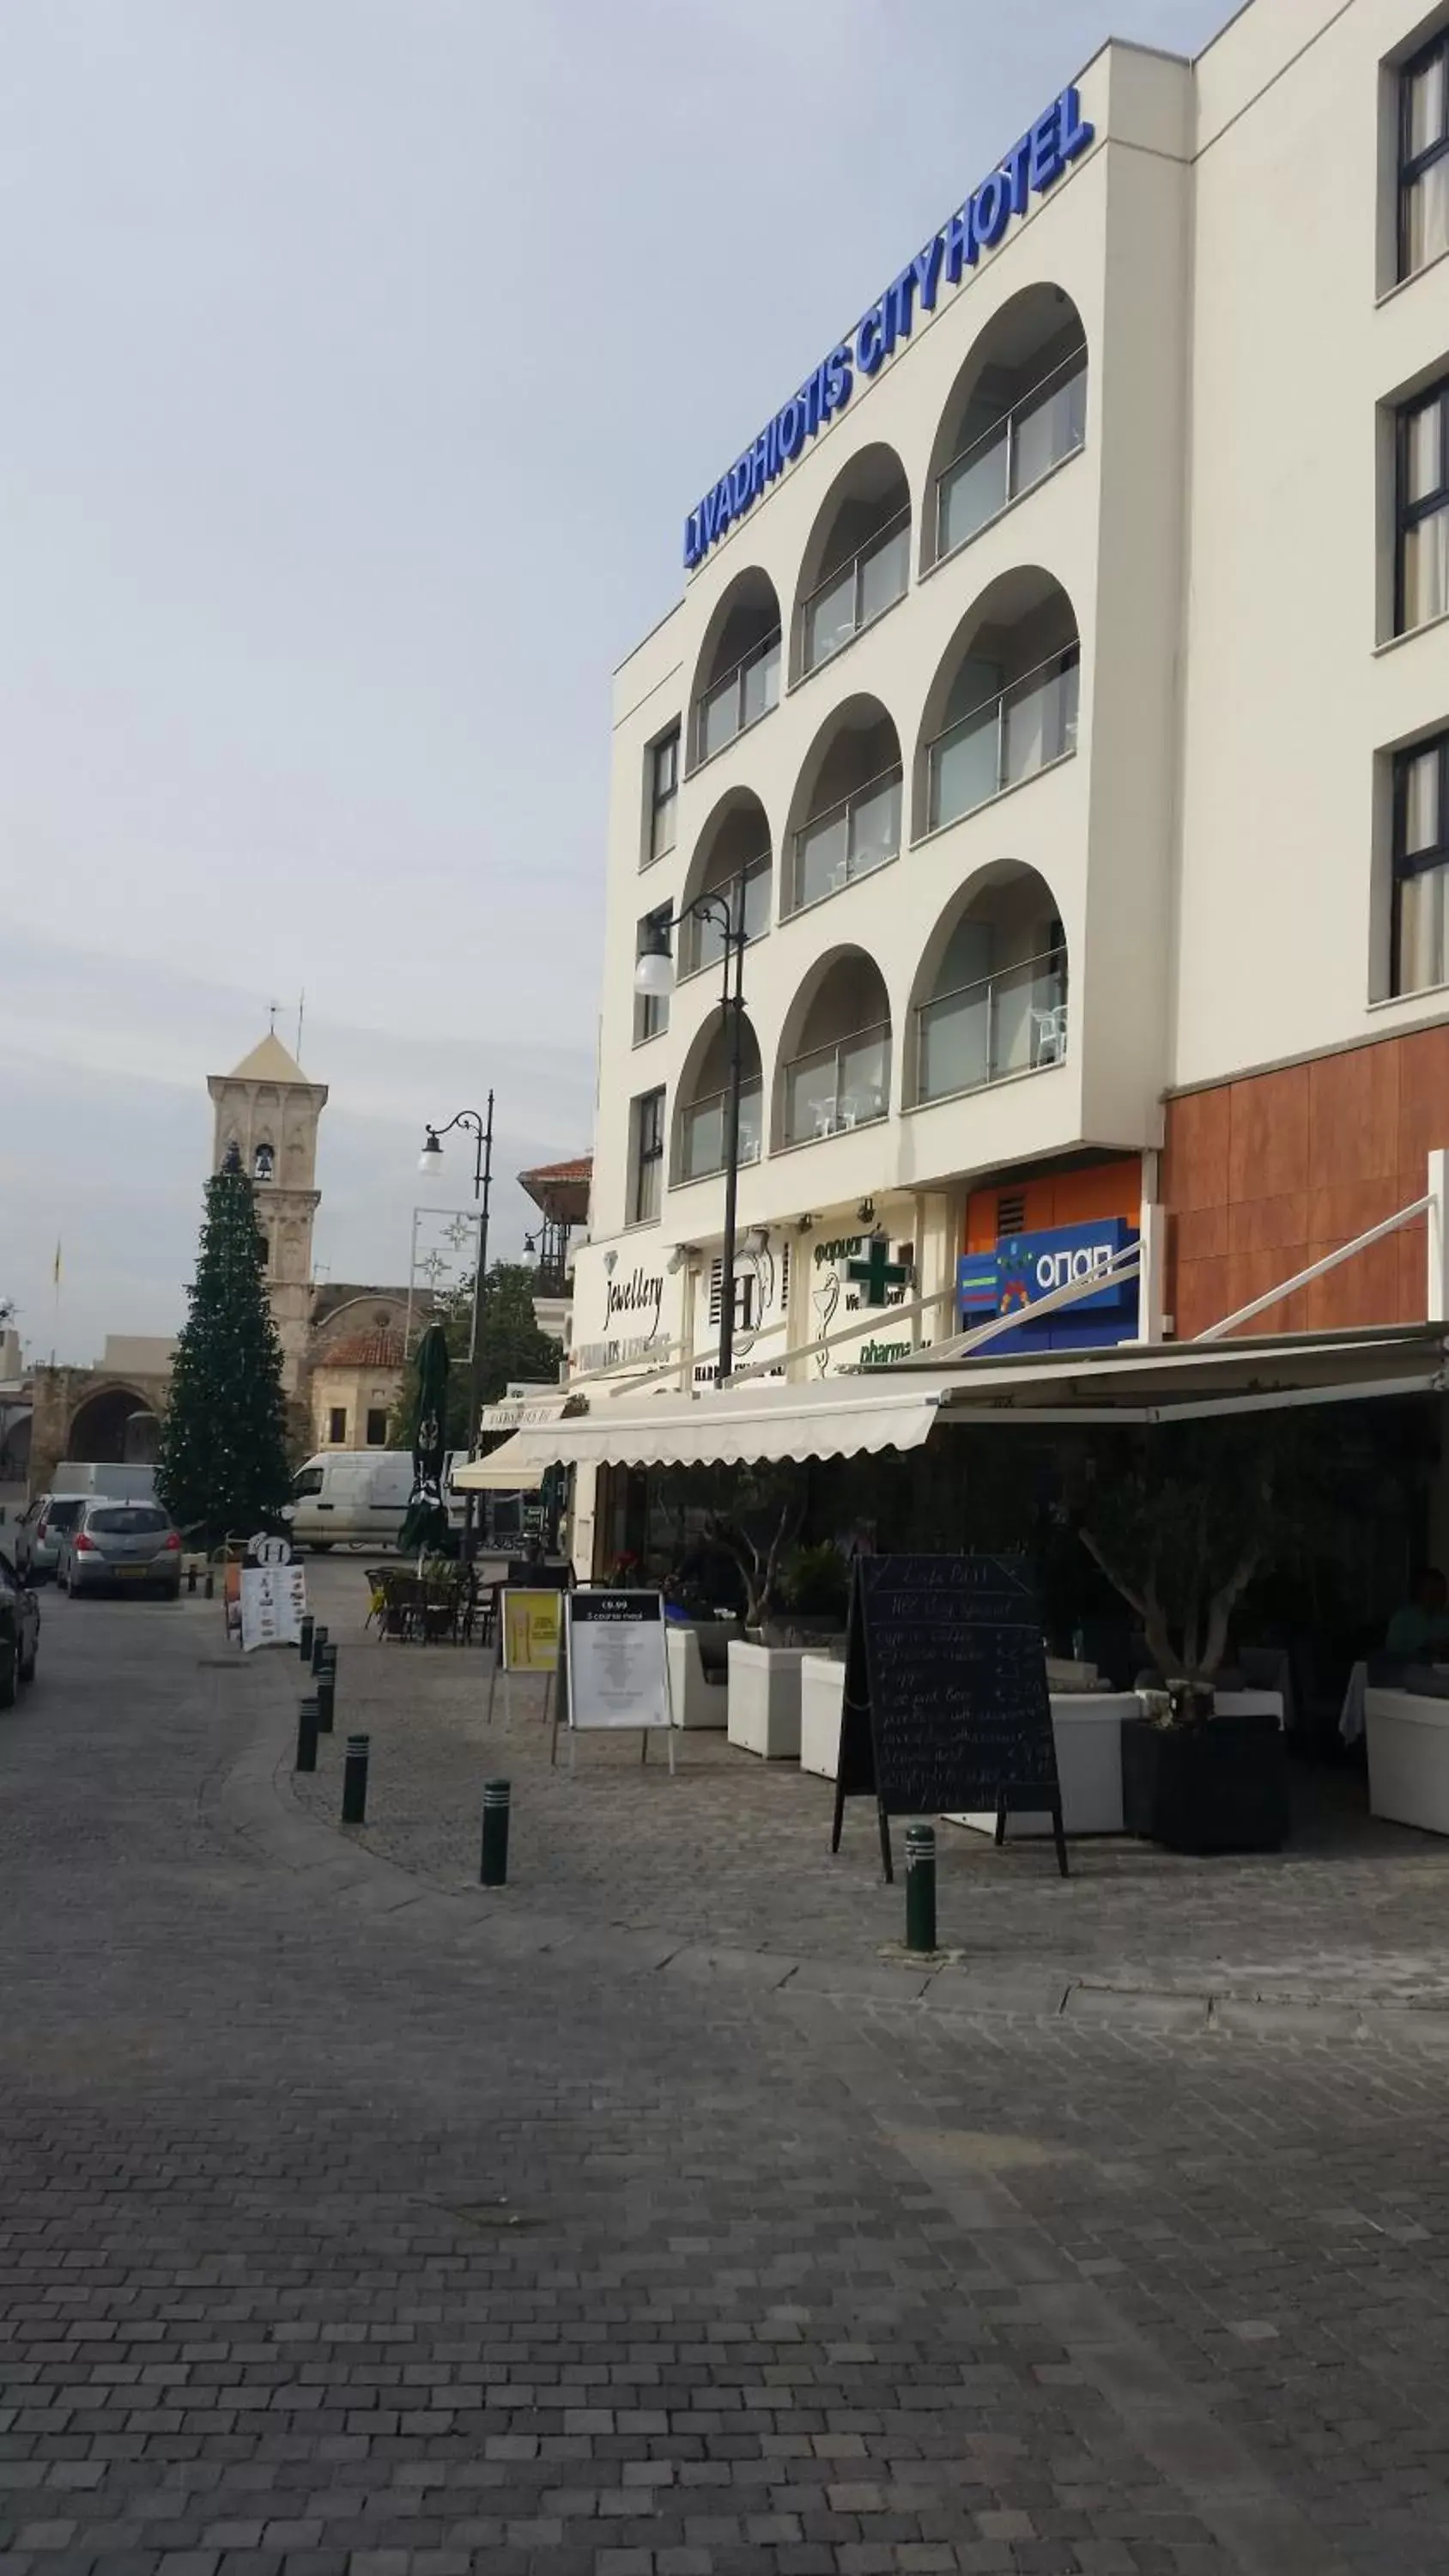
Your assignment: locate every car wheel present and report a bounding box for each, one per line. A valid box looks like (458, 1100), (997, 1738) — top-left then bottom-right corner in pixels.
(162, 1585), (181, 1602)
(311, 1540), (334, 1554)
(0, 1643), (16, 1710)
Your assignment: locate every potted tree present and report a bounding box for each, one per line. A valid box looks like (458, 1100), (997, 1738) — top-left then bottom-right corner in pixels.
(1076, 1419), (1300, 1853)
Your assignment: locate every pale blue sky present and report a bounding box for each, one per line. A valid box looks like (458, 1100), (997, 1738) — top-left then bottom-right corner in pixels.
(1, 0), (1228, 1361)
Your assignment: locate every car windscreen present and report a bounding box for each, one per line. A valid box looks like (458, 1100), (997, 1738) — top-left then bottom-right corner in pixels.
(88, 1508), (169, 1535)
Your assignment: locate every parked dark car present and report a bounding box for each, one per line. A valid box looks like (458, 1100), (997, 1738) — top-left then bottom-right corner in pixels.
(0, 1547), (40, 1707)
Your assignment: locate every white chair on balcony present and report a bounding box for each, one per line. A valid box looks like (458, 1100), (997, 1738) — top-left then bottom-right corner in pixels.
(1032, 1004), (1068, 1066)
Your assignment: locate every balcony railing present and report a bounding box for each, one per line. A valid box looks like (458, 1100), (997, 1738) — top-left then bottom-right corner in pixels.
(789, 764), (902, 916)
(679, 855), (772, 978)
(915, 947), (1068, 1106)
(678, 1081), (764, 1182)
(925, 651), (1079, 836)
(692, 631), (781, 768)
(782, 1021), (890, 1146)
(799, 508), (911, 676)
(934, 346), (1087, 562)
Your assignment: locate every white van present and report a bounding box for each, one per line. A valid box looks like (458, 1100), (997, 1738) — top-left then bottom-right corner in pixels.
(287, 1452), (414, 1552)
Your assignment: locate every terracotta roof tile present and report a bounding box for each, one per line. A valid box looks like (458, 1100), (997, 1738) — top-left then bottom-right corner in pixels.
(316, 1328), (405, 1370)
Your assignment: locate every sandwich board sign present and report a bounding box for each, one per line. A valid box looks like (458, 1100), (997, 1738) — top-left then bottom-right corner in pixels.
(486, 1584), (563, 1733)
(561, 1589), (674, 1772)
(831, 1553), (1064, 1880)
(239, 1560), (307, 1652)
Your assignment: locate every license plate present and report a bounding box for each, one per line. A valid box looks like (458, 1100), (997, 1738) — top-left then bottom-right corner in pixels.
(113, 1564), (151, 1577)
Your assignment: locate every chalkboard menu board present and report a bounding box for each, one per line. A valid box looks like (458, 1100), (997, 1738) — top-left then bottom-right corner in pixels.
(832, 1555), (1065, 1880)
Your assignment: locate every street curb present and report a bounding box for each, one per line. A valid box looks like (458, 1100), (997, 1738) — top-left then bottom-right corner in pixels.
(208, 1649), (1449, 2049)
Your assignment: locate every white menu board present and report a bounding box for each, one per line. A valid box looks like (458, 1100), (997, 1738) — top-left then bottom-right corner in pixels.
(564, 1591), (670, 1732)
(240, 1563), (308, 1652)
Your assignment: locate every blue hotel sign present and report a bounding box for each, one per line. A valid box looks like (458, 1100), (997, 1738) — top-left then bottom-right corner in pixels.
(683, 87), (1094, 571)
(958, 1217), (1138, 1353)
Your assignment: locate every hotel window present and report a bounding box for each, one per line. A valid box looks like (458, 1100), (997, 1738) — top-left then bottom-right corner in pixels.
(1393, 729), (1449, 993)
(1401, 29), (1449, 279)
(629, 1087), (665, 1224)
(634, 907), (671, 1043)
(1397, 376), (1449, 630)
(646, 727), (679, 864)
(328, 1406), (347, 1443)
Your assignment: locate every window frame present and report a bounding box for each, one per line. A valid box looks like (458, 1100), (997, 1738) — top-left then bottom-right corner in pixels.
(1397, 374), (1449, 633)
(1400, 27), (1449, 280)
(1391, 726), (1449, 993)
(646, 726), (680, 866)
(365, 1407), (388, 1447)
(629, 1087), (666, 1226)
(634, 905), (673, 1044)
(327, 1406), (348, 1443)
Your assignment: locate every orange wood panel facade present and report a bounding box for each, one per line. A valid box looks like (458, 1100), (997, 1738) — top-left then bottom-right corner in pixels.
(964, 1157), (1142, 1254)
(1163, 1026), (1449, 1339)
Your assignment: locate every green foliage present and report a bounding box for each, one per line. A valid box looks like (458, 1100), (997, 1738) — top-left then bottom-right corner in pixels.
(1076, 1416), (1325, 1690)
(391, 1261), (562, 1451)
(779, 1540), (851, 1620)
(156, 1151), (292, 1545)
(654, 1461), (805, 1628)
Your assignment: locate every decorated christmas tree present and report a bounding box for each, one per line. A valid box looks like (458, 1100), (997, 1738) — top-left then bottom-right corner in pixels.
(157, 1145), (293, 1543)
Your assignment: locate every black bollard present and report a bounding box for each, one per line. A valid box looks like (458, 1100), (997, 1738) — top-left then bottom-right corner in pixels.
(905, 1823), (937, 1956)
(480, 1778), (511, 1887)
(315, 1664), (336, 1735)
(204, 1566), (215, 1601)
(186, 1562), (197, 1595)
(342, 1734), (369, 1826)
(298, 1613), (314, 1661)
(310, 1623), (330, 1674)
(294, 1695), (320, 1775)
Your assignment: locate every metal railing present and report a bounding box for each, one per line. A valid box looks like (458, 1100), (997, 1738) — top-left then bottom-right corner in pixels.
(934, 345), (1088, 562)
(799, 507), (911, 675)
(788, 763), (902, 916)
(915, 947), (1068, 1105)
(692, 630), (781, 767)
(679, 856), (772, 978)
(782, 1020), (891, 1145)
(925, 651), (1079, 835)
(677, 1081), (764, 1183)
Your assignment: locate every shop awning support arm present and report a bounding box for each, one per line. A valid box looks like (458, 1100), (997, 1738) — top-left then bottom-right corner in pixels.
(1196, 1190), (1434, 1343)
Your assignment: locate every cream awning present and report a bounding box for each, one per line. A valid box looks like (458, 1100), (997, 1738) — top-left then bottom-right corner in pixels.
(451, 1451), (548, 1492)
(464, 1376), (955, 1475)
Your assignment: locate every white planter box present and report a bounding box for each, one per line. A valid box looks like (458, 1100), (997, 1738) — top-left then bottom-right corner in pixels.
(727, 1641), (806, 1760)
(799, 1655), (846, 1778)
(1366, 1687), (1449, 1834)
(950, 1692), (1134, 1838)
(665, 1625), (729, 1729)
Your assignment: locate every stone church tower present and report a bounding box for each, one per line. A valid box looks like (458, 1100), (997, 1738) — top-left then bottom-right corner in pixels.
(207, 1034), (328, 1392)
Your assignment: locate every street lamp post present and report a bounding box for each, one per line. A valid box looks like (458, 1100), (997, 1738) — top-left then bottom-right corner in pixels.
(417, 1094), (494, 1557)
(634, 893), (748, 1384)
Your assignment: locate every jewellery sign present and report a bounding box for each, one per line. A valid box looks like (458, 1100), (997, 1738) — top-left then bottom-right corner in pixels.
(573, 1261), (679, 1377)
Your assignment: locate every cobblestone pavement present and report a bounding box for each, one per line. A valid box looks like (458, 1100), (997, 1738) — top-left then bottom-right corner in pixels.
(5, 1582), (1449, 2573)
(291, 1564), (1449, 2014)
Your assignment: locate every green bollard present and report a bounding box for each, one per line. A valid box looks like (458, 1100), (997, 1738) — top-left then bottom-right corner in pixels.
(480, 1779), (511, 1887)
(342, 1734), (369, 1825)
(905, 1823), (937, 1955)
(298, 1613), (314, 1661)
(310, 1623), (330, 1674)
(294, 1695), (320, 1775)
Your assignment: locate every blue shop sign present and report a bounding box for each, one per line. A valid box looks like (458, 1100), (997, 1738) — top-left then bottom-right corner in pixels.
(957, 1217), (1138, 1352)
(683, 85), (1094, 571)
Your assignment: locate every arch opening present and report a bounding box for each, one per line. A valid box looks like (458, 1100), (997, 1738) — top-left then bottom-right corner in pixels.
(673, 1012), (764, 1184)
(929, 286), (1087, 567)
(679, 791), (773, 980)
(65, 1385), (161, 1468)
(916, 568), (1079, 841)
(777, 951), (892, 1148)
(785, 696), (903, 919)
(690, 568), (782, 769)
(794, 444), (912, 681)
(910, 863), (1067, 1107)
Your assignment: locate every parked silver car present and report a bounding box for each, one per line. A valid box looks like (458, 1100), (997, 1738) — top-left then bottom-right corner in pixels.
(15, 1494), (104, 1585)
(59, 1501), (183, 1600)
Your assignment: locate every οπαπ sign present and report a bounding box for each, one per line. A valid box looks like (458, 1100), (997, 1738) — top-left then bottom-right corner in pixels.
(564, 1591), (670, 1732)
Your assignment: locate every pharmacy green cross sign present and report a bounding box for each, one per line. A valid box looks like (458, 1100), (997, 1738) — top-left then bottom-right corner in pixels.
(846, 1236), (910, 1307)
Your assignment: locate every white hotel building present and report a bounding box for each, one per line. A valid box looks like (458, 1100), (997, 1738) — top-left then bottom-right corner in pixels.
(554, 0), (1449, 1573)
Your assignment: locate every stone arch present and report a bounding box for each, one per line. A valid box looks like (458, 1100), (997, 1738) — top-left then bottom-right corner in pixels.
(65, 1382), (160, 1467)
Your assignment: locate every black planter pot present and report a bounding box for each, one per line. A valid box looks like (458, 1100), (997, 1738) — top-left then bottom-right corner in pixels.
(1120, 1714), (1288, 1855)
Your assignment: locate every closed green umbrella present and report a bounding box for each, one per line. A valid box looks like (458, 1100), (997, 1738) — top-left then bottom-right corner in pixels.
(399, 1322), (452, 1558)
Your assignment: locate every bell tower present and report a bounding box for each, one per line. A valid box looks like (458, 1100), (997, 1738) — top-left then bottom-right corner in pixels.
(207, 1032), (328, 1392)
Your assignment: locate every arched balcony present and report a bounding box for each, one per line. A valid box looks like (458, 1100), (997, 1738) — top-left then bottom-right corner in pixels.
(927, 285), (1087, 568)
(909, 865), (1067, 1108)
(784, 696), (903, 920)
(916, 568), (1079, 841)
(689, 568), (781, 770)
(793, 443), (912, 681)
(673, 1012), (764, 1184)
(677, 789), (773, 982)
(777, 950), (892, 1149)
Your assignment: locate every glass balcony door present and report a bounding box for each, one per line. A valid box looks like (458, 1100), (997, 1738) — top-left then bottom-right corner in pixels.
(696, 634), (781, 764)
(679, 1082), (763, 1182)
(783, 1024), (890, 1144)
(916, 949), (1068, 1105)
(791, 769), (902, 913)
(800, 514), (910, 675)
(926, 654), (1078, 834)
(935, 349), (1087, 562)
